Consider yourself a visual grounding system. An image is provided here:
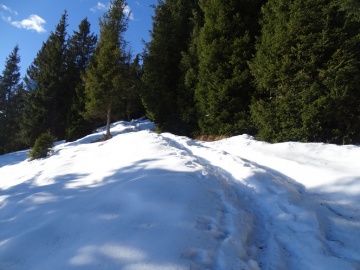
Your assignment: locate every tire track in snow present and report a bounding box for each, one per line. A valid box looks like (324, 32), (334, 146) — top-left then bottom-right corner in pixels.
(156, 133), (260, 270)
(156, 133), (359, 270)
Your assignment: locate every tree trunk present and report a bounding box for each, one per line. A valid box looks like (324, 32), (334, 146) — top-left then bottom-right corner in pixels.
(105, 104), (112, 140)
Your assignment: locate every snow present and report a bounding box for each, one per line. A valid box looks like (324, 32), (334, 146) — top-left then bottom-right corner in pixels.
(1, 119), (359, 269)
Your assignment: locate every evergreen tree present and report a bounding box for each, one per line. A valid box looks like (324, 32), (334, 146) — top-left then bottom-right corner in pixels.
(0, 46), (21, 104)
(21, 11), (70, 145)
(250, 0), (360, 143)
(141, 0), (198, 135)
(0, 75), (3, 108)
(322, 0), (360, 144)
(122, 54), (145, 121)
(20, 75), (46, 146)
(0, 45), (25, 154)
(83, 0), (130, 139)
(195, 0), (262, 136)
(66, 18), (98, 141)
(28, 130), (56, 160)
(179, 3), (203, 136)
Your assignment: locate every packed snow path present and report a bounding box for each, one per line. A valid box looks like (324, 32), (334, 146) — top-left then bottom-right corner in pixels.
(1, 119), (359, 269)
(160, 133), (360, 269)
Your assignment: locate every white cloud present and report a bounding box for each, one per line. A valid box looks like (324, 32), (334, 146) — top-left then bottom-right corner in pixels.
(90, 2), (133, 20)
(123, 5), (133, 20)
(90, 2), (110, 12)
(1, 4), (46, 34)
(11, 15), (46, 33)
(1, 14), (11, 22)
(0, 4), (18, 16)
(0, 4), (16, 23)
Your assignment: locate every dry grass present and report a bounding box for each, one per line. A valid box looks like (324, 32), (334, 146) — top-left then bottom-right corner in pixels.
(195, 135), (228, 142)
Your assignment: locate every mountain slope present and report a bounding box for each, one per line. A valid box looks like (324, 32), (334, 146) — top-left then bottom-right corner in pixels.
(1, 119), (359, 269)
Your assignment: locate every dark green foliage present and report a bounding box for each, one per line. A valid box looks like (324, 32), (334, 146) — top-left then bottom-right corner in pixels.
(19, 80), (47, 146)
(250, 0), (360, 143)
(21, 12), (70, 144)
(0, 45), (26, 154)
(141, 0), (198, 135)
(195, 0), (262, 136)
(65, 18), (98, 142)
(122, 54), (145, 121)
(28, 131), (56, 160)
(179, 3), (203, 136)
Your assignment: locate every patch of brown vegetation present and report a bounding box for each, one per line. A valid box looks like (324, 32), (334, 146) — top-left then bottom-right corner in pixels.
(195, 135), (228, 142)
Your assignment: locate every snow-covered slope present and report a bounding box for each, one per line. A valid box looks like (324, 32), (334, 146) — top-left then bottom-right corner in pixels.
(1, 119), (359, 269)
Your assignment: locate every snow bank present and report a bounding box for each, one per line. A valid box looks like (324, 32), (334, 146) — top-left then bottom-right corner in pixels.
(0, 120), (359, 269)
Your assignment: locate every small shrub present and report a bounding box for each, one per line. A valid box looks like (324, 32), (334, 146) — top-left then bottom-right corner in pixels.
(29, 131), (57, 160)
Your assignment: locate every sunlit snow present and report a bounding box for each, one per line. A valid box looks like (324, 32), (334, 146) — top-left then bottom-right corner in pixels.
(1, 119), (359, 269)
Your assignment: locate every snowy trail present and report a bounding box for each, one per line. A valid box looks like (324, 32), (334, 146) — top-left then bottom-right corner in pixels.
(210, 136), (360, 268)
(1, 121), (258, 270)
(160, 133), (360, 270)
(1, 120), (359, 270)
(155, 133), (258, 269)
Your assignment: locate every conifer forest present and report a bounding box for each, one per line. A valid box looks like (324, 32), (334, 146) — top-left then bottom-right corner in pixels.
(1, 0), (360, 154)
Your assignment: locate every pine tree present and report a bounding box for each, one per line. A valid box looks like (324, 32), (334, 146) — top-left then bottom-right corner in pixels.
(65, 18), (98, 141)
(195, 0), (262, 136)
(122, 54), (145, 121)
(20, 76), (46, 146)
(179, 3), (203, 136)
(141, 0), (198, 135)
(82, 0), (130, 139)
(21, 11), (70, 145)
(250, 0), (360, 143)
(0, 45), (25, 154)
(28, 130), (56, 160)
(320, 0), (360, 144)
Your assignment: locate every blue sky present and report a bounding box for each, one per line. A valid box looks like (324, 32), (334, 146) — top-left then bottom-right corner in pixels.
(0, 0), (157, 79)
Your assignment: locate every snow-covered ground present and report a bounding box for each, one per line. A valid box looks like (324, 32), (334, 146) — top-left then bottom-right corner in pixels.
(1, 119), (359, 270)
